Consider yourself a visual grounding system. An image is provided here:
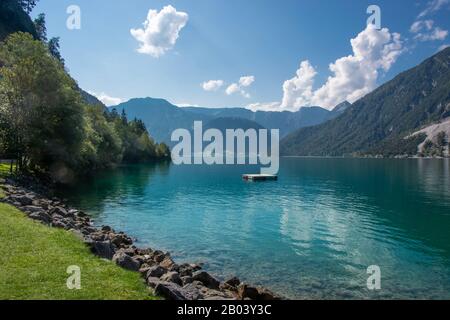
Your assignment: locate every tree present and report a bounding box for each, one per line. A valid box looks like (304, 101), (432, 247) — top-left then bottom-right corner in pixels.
(48, 37), (64, 65)
(33, 13), (47, 42)
(121, 109), (128, 125)
(0, 32), (170, 182)
(156, 143), (171, 158)
(0, 32), (85, 179)
(18, 0), (38, 14)
(436, 131), (447, 147)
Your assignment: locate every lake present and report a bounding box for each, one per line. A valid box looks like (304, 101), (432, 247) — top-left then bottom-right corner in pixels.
(59, 158), (450, 299)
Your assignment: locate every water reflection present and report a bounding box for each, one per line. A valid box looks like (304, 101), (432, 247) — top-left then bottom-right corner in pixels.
(60, 158), (450, 299)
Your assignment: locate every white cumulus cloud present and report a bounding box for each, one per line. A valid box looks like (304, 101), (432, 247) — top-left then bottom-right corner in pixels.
(226, 83), (240, 95)
(249, 25), (403, 111)
(130, 5), (188, 58)
(311, 24), (403, 109)
(202, 80), (224, 92)
(226, 75), (255, 98)
(239, 76), (255, 87)
(281, 60), (317, 111)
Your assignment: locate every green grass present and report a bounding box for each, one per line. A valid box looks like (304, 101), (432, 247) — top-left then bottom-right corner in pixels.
(0, 163), (11, 199)
(0, 163), (13, 178)
(0, 202), (157, 300)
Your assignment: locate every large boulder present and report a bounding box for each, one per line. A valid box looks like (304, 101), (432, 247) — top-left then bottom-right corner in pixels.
(90, 240), (115, 260)
(154, 282), (192, 300)
(256, 287), (281, 300)
(178, 263), (202, 277)
(112, 251), (141, 271)
(160, 271), (183, 286)
(50, 206), (68, 217)
(29, 211), (51, 224)
(192, 271), (220, 289)
(9, 194), (33, 206)
(221, 276), (241, 292)
(237, 284), (259, 300)
(146, 265), (167, 278)
(23, 205), (45, 214)
(146, 277), (163, 288)
(110, 233), (133, 247)
(159, 256), (176, 269)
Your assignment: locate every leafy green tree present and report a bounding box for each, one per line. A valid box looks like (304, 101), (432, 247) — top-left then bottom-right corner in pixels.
(18, 0), (38, 14)
(83, 105), (123, 168)
(48, 37), (64, 65)
(33, 13), (47, 41)
(156, 143), (170, 158)
(0, 32), (85, 178)
(0, 32), (170, 182)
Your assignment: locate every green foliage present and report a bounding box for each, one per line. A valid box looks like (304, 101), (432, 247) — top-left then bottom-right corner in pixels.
(48, 37), (64, 65)
(369, 134), (427, 157)
(0, 202), (157, 300)
(0, 32), (86, 177)
(33, 13), (46, 41)
(156, 143), (170, 158)
(436, 131), (447, 147)
(33, 14), (64, 65)
(421, 140), (443, 157)
(281, 48), (450, 157)
(0, 163), (15, 181)
(420, 132), (448, 157)
(0, 33), (169, 183)
(17, 0), (38, 14)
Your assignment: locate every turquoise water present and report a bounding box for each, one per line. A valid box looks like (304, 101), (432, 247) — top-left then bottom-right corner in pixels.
(60, 158), (450, 299)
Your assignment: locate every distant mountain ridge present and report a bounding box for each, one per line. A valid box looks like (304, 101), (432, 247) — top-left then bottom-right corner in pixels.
(281, 47), (450, 157)
(112, 98), (346, 146)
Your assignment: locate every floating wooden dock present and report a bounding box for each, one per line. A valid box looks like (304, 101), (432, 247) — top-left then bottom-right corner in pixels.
(242, 174), (278, 181)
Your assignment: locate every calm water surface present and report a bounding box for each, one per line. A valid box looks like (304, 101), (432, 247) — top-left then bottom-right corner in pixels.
(60, 158), (450, 299)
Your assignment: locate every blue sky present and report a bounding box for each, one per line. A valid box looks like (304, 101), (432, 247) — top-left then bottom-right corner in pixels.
(32, 0), (450, 110)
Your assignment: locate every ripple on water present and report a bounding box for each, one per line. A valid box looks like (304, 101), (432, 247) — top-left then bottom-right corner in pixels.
(60, 159), (450, 299)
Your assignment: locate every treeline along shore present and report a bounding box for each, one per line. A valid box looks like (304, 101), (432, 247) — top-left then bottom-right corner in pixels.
(0, 31), (170, 184)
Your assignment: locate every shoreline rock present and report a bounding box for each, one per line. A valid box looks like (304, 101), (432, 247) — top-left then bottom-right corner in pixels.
(0, 178), (282, 301)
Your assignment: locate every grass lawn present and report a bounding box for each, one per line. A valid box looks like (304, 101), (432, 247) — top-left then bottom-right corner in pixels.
(0, 194), (157, 300)
(0, 162), (13, 176)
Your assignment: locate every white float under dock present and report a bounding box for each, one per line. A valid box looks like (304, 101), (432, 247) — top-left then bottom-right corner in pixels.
(242, 174), (278, 181)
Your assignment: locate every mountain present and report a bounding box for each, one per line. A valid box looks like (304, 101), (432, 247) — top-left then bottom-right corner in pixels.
(183, 106), (334, 137)
(204, 117), (265, 133)
(113, 98), (211, 146)
(113, 97), (342, 147)
(79, 89), (106, 107)
(329, 101), (351, 117)
(281, 47), (450, 157)
(0, 0), (38, 41)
